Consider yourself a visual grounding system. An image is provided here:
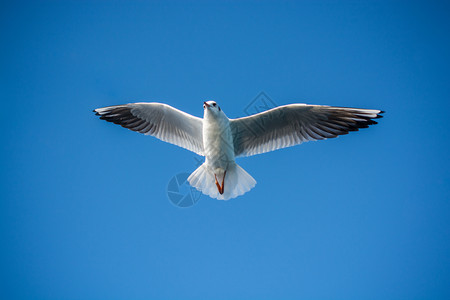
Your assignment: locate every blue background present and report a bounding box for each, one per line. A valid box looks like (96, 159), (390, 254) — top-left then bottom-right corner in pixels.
(2, 1), (450, 299)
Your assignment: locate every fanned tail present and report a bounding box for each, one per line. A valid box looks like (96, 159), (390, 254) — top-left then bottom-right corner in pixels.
(187, 163), (256, 200)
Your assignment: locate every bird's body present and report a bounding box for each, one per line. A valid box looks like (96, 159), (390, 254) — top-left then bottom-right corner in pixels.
(94, 100), (383, 200)
(188, 101), (256, 199)
(202, 104), (234, 194)
(202, 102), (234, 172)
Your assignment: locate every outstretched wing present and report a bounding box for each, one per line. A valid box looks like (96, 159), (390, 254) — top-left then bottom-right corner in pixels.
(94, 102), (204, 155)
(230, 104), (383, 157)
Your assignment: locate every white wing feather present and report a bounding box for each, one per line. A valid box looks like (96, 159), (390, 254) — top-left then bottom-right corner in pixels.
(94, 103), (204, 155)
(230, 104), (383, 157)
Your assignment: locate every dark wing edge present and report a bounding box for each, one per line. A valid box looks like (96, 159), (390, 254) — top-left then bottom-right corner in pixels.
(94, 105), (153, 134)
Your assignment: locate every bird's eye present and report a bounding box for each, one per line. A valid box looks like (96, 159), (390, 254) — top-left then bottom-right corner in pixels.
(213, 103), (216, 106)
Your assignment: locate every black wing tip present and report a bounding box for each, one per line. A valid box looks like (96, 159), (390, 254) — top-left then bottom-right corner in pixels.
(375, 110), (385, 119)
(93, 108), (103, 116)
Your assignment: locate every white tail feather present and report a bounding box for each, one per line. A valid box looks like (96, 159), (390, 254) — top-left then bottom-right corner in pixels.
(187, 163), (256, 200)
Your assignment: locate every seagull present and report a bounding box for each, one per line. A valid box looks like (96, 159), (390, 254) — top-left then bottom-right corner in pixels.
(94, 101), (383, 200)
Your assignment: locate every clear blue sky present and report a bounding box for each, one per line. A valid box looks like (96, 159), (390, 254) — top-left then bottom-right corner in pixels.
(2, 0), (450, 299)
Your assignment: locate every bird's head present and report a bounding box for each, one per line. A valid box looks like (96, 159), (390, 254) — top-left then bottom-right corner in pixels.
(203, 101), (222, 116)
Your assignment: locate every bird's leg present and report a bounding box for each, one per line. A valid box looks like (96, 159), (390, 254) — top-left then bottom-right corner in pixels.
(214, 174), (222, 194)
(221, 170), (226, 194)
(214, 175), (224, 194)
(214, 171), (226, 195)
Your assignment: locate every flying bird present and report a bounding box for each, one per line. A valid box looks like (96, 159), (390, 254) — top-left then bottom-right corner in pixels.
(94, 101), (383, 200)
